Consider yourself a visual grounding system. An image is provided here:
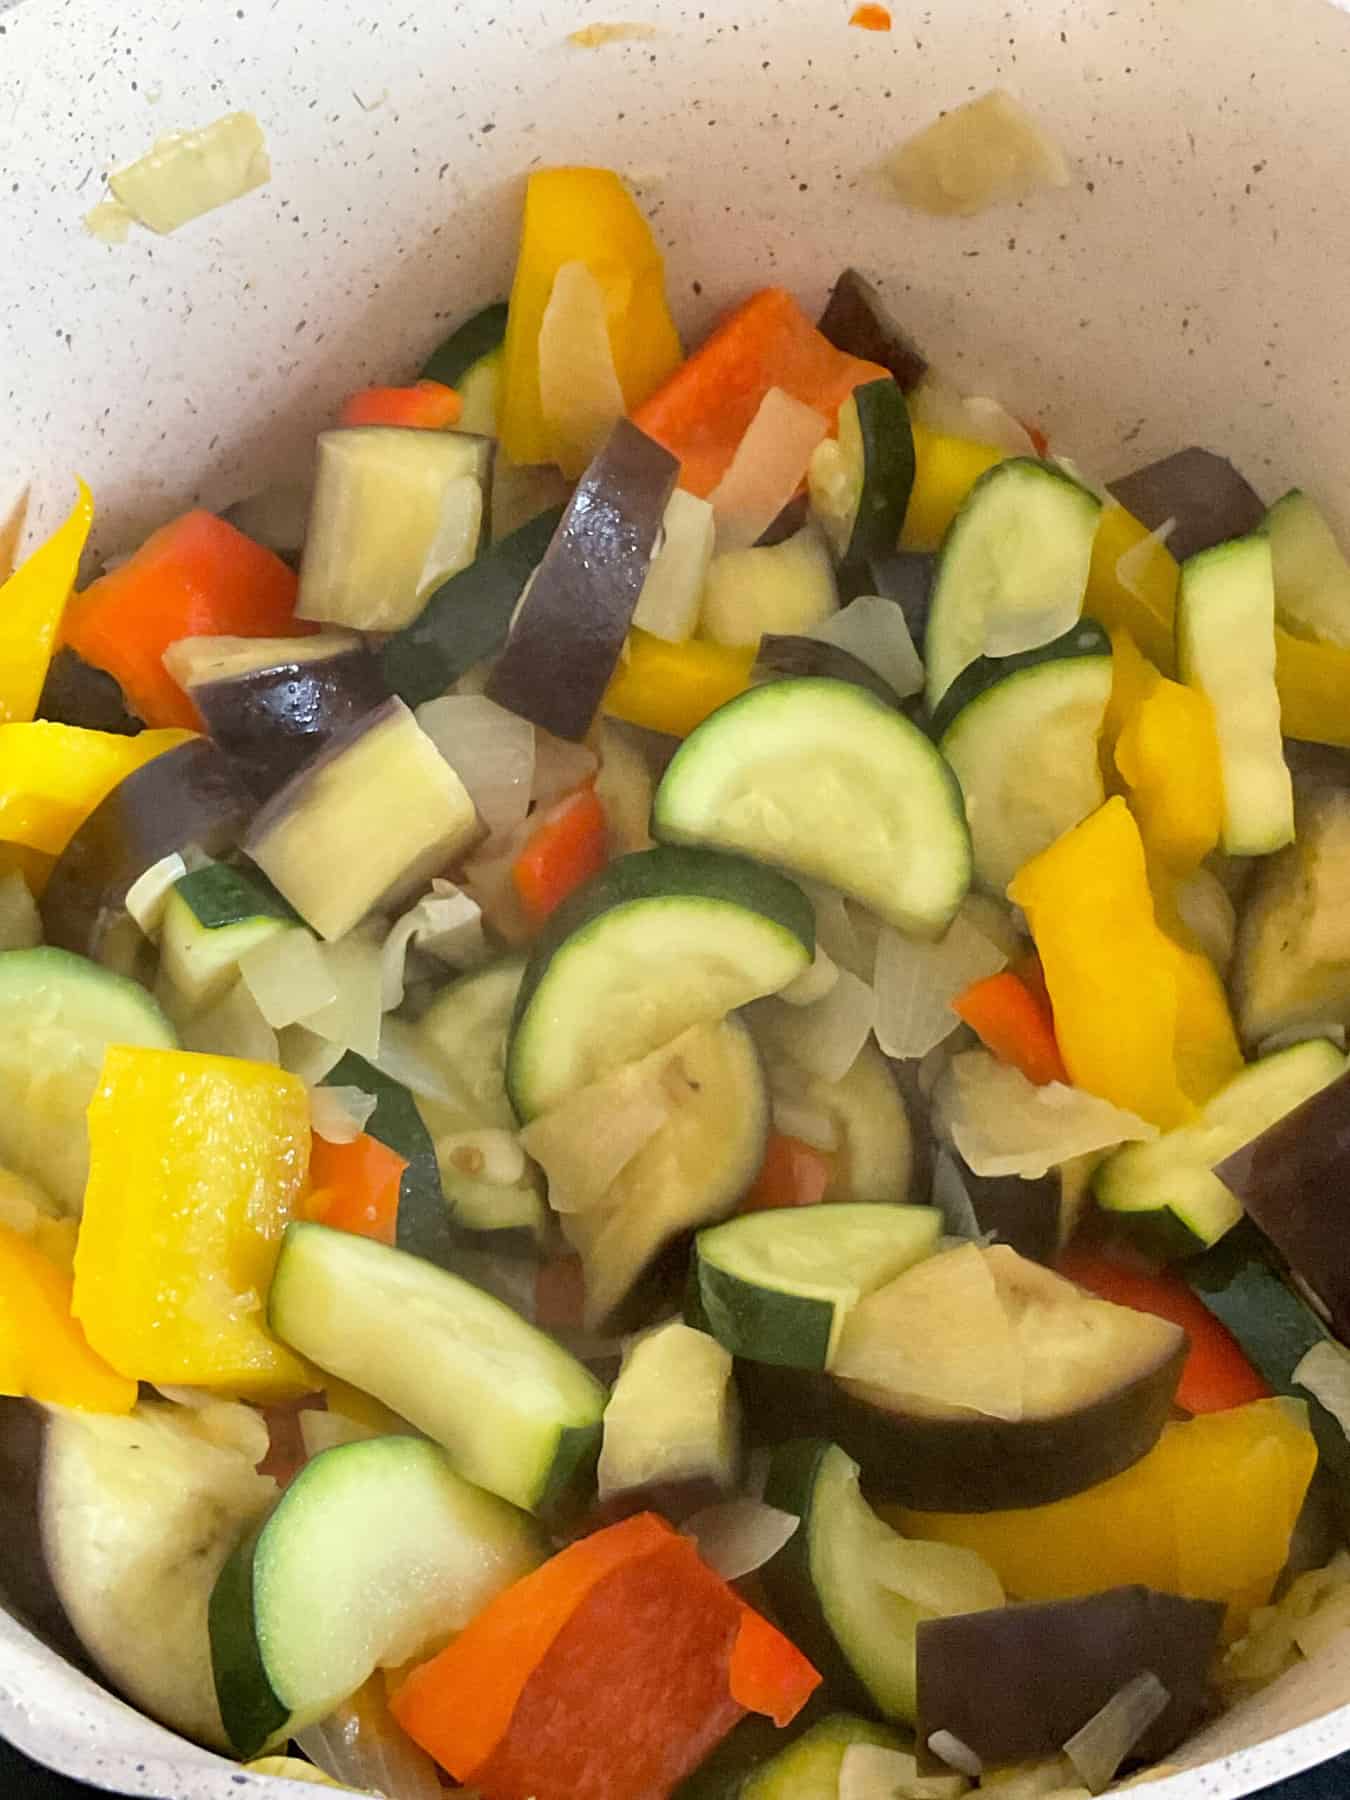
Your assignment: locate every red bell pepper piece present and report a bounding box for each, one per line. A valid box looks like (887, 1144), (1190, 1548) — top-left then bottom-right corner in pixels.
(338, 379), (464, 430)
(513, 786), (608, 923)
(741, 1133), (833, 1212)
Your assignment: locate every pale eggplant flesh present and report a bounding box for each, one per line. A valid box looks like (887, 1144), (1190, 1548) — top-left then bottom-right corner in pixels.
(1108, 448), (1265, 563)
(486, 419), (680, 742)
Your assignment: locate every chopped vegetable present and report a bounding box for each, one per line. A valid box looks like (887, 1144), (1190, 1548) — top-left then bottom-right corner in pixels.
(1266, 489), (1350, 648)
(63, 511), (305, 729)
(303, 1131), (406, 1246)
(604, 629), (755, 737)
(513, 786), (609, 922)
(597, 1320), (740, 1510)
(701, 526), (839, 648)
(500, 168), (683, 467)
(72, 1046), (313, 1396)
(952, 972), (1067, 1087)
(1113, 668), (1224, 872)
(934, 1050), (1155, 1181)
(294, 1676), (444, 1800)
(538, 260), (629, 478)
(1108, 448), (1265, 566)
(338, 380), (464, 430)
(741, 1132), (835, 1212)
(809, 595), (924, 699)
(0, 721), (195, 871)
(103, 111), (270, 235)
(634, 288), (888, 499)
(633, 488), (717, 642)
(900, 428), (1004, 553)
(1084, 507), (1179, 673)
(0, 1223), (137, 1413)
(883, 90), (1070, 218)
(0, 478), (93, 725)
(709, 388), (830, 554)
(872, 908), (1008, 1062)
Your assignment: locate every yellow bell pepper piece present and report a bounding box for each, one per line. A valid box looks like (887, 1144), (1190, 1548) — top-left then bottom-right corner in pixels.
(1115, 675), (1225, 873)
(602, 629), (754, 739)
(1084, 504), (1180, 674)
(1274, 625), (1350, 748)
(0, 1222), (136, 1412)
(1100, 628), (1159, 794)
(499, 168), (683, 467)
(0, 721), (195, 864)
(891, 1398), (1318, 1637)
(73, 1046), (313, 1398)
(0, 488), (29, 584)
(0, 1167), (78, 1272)
(1008, 797), (1193, 1130)
(899, 425), (1004, 552)
(0, 479), (94, 725)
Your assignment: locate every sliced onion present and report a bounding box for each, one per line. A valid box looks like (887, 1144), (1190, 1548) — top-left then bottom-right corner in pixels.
(178, 979), (281, 1065)
(531, 730), (599, 811)
(296, 1675), (443, 1800)
(520, 1054), (673, 1213)
(1294, 1340), (1350, 1437)
(381, 881), (487, 1010)
(708, 387), (830, 554)
(810, 595), (925, 699)
(278, 1025), (346, 1087)
(123, 851), (187, 937)
(1063, 1672), (1170, 1795)
(910, 371), (1037, 457)
(633, 488), (715, 643)
(873, 908), (1008, 1060)
(461, 828), (535, 948)
(240, 927), (338, 1030)
(310, 1084), (378, 1145)
(780, 945), (841, 1009)
(930, 1148), (981, 1240)
(415, 694), (535, 842)
(936, 1049), (1157, 1179)
(1115, 516), (1177, 600)
(926, 1732), (984, 1780)
(758, 970), (877, 1085)
(683, 1499), (798, 1581)
(1173, 866), (1237, 974)
(985, 598), (1080, 659)
(801, 880), (870, 981)
(538, 259), (627, 479)
(301, 931), (384, 1062)
(874, 1533), (1004, 1616)
(371, 1016), (459, 1104)
(107, 110), (271, 235)
(838, 1741), (970, 1800)
(300, 1409), (379, 1460)
(0, 871), (41, 952)
(771, 1098), (840, 1152)
(956, 891), (1025, 962)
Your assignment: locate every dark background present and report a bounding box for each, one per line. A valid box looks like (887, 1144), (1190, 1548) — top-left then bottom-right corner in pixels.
(2, 1735), (1349, 1798)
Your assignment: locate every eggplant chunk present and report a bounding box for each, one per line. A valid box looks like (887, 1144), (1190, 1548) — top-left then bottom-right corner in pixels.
(486, 418), (679, 742)
(38, 648), (141, 736)
(40, 740), (253, 957)
(1108, 448), (1265, 563)
(817, 269), (928, 394)
(754, 633), (903, 708)
(916, 1587), (1223, 1775)
(0, 1397), (276, 1751)
(741, 1244), (1184, 1511)
(959, 1163), (1060, 1264)
(1232, 786), (1350, 1048)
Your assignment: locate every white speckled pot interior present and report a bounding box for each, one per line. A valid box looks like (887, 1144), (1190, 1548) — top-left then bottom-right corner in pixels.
(5, 0), (1350, 1794)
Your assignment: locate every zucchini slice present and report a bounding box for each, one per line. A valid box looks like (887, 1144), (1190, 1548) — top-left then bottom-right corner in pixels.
(158, 861), (296, 1012)
(0, 946), (176, 1215)
(808, 379), (915, 567)
(297, 426), (494, 632)
(1176, 534), (1294, 856)
(421, 301), (508, 436)
(209, 1435), (542, 1757)
(505, 846), (813, 1121)
(761, 1440), (1003, 1725)
(1267, 488), (1350, 649)
(597, 1319), (740, 1510)
(1094, 1038), (1346, 1258)
(738, 1714), (914, 1800)
(268, 1222), (605, 1513)
(924, 458), (1102, 710)
(694, 1203), (941, 1371)
(933, 620), (1113, 893)
(415, 959), (550, 1250)
(652, 677), (971, 937)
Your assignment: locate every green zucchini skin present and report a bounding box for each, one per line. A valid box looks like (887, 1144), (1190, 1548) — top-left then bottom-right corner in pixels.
(323, 1050), (457, 1271)
(421, 301), (509, 387)
(928, 617), (1111, 741)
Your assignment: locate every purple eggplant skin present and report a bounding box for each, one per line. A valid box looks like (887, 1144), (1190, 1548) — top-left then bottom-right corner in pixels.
(961, 1166), (1060, 1265)
(757, 493), (811, 548)
(817, 270), (928, 395)
(754, 636), (903, 710)
(863, 550), (935, 648)
(1108, 449), (1266, 563)
(0, 1399), (96, 1677)
(39, 649), (141, 736)
(486, 419), (680, 742)
(1214, 1071), (1350, 1343)
(915, 1587), (1224, 1775)
(40, 740), (254, 957)
(192, 649), (390, 801)
(736, 1338), (1185, 1513)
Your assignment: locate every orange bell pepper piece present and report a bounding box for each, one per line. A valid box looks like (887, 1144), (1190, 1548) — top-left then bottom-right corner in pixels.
(512, 786), (608, 922)
(303, 1132), (406, 1247)
(741, 1133), (834, 1212)
(952, 970), (1068, 1088)
(338, 380), (463, 430)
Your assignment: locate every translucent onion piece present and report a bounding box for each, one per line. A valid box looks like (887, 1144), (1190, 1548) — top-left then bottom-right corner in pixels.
(594, 720), (655, 856)
(300, 1408), (380, 1460)
(520, 1052), (674, 1213)
(296, 1675), (443, 1800)
(371, 1016), (459, 1105)
(301, 931), (384, 1062)
(985, 597), (1080, 659)
(177, 979), (281, 1064)
(873, 908), (1008, 1060)
(884, 89), (1070, 218)
(531, 730), (600, 811)
(278, 1024), (346, 1088)
(756, 969), (877, 1085)
(0, 871), (41, 951)
(810, 595), (925, 699)
(771, 1098), (841, 1152)
(240, 927), (338, 1030)
(873, 1534), (1004, 1617)
(926, 1732), (983, 1780)
(801, 880), (871, 982)
(1173, 866), (1237, 974)
(708, 387), (830, 553)
(780, 945), (841, 1009)
(910, 371), (1037, 458)
(1063, 1672), (1170, 1795)
(538, 260), (627, 479)
(838, 1742), (970, 1800)
(930, 1147), (982, 1240)
(683, 1500), (799, 1582)
(1294, 1341), (1350, 1438)
(108, 111), (271, 234)
(124, 852), (186, 937)
(937, 1050), (1157, 1179)
(415, 695), (535, 842)
(957, 892), (1026, 962)
(310, 1084), (378, 1145)
(154, 1391), (272, 1465)
(1115, 516), (1177, 601)
(633, 488), (716, 643)
(380, 881), (487, 1011)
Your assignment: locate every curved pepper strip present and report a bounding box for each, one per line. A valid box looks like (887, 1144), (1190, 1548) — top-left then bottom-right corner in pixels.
(603, 629), (754, 739)
(0, 478), (94, 725)
(899, 425), (1004, 552)
(1084, 504), (1181, 674)
(1274, 626), (1350, 748)
(1115, 669), (1225, 873)
(0, 1222), (136, 1413)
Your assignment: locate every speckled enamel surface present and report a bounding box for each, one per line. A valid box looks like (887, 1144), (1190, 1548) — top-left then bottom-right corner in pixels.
(5, 0), (1350, 1794)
